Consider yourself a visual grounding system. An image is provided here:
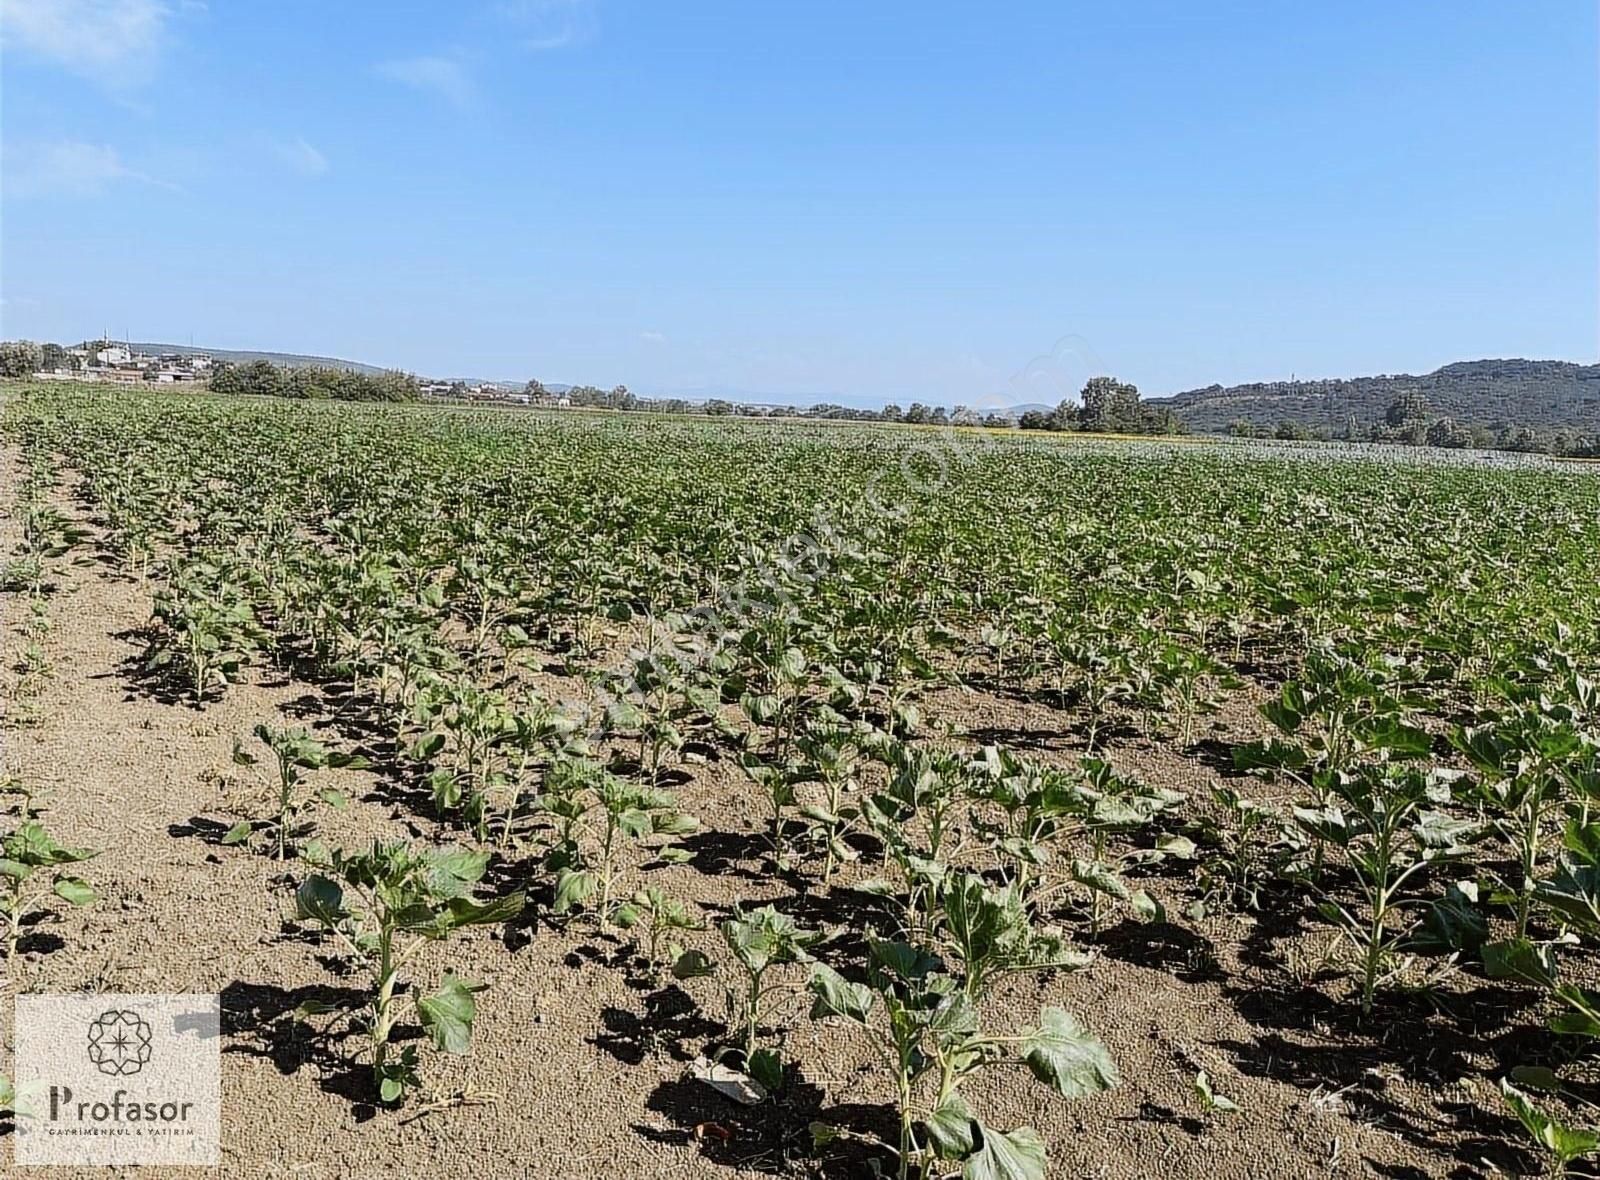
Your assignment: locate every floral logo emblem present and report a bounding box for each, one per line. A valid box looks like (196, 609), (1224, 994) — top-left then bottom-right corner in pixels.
(86, 1010), (154, 1076)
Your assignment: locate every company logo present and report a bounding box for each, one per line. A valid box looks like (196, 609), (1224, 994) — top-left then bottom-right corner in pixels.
(14, 993), (221, 1166)
(86, 1009), (154, 1076)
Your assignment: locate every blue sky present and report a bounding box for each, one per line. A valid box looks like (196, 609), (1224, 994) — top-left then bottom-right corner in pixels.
(1, 1), (1595, 407)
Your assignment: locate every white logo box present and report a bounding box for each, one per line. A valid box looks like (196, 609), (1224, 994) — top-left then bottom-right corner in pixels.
(13, 993), (221, 1166)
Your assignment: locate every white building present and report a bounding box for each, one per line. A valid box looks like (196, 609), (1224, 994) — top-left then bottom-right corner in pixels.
(96, 345), (133, 365)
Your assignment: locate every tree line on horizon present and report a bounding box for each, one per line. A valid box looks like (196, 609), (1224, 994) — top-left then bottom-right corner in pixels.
(210, 359), (420, 402)
(4, 341), (1596, 456)
(1230, 387), (1600, 458)
(522, 373), (1186, 435)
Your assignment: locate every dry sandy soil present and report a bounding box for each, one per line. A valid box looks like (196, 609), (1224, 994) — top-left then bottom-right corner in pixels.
(0, 448), (1538, 1179)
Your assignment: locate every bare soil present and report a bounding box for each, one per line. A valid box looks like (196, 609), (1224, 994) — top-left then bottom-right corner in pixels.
(0, 451), (1534, 1179)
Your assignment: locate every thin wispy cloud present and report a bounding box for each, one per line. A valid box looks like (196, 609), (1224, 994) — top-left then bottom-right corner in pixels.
(495, 0), (597, 51)
(375, 55), (475, 108)
(271, 136), (330, 177)
(2, 139), (177, 198)
(0, 0), (178, 86)
(640, 331), (667, 344)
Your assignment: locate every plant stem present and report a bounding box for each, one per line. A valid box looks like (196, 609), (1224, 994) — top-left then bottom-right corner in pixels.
(372, 928), (397, 1084)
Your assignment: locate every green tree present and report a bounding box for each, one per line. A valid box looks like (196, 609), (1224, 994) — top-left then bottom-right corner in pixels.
(1425, 417), (1472, 449)
(1385, 389), (1430, 428)
(209, 360), (416, 402)
(0, 340), (44, 378)
(1079, 376), (1140, 433)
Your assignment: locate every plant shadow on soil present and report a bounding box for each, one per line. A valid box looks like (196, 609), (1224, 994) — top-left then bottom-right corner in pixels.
(1089, 916), (1224, 984)
(590, 967), (898, 1175)
(673, 827), (787, 884)
(108, 626), (206, 708)
(276, 690), (443, 819)
(592, 985), (724, 1066)
(1218, 962), (1552, 1178)
(960, 715), (1142, 755)
(14, 914), (67, 958)
(220, 979), (392, 1121)
(640, 1071), (891, 1178)
(168, 815), (235, 845)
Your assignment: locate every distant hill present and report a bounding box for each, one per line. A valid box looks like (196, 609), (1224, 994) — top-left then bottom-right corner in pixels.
(128, 344), (553, 389)
(1151, 359), (1600, 435)
(130, 343), (385, 376)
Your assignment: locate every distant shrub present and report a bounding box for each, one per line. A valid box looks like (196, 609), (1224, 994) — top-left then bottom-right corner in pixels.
(210, 360), (418, 402)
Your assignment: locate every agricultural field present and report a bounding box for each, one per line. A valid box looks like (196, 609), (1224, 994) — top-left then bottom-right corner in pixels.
(3, 380), (1600, 1179)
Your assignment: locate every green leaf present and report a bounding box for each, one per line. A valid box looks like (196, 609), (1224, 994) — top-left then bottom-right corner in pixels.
(426, 847), (491, 893)
(930, 991), (980, 1048)
(444, 891), (525, 929)
(1483, 938), (1558, 990)
(1510, 1065), (1564, 1092)
(1156, 834), (1196, 859)
(1130, 890), (1165, 923)
(1193, 1070), (1238, 1112)
(1232, 738), (1308, 773)
(1414, 811), (1483, 851)
(868, 940), (942, 983)
(671, 948), (715, 979)
(964, 1122), (1047, 1180)
(1501, 1078), (1600, 1166)
(411, 732), (445, 761)
(1412, 880), (1487, 955)
(1355, 717), (1432, 758)
(1564, 815), (1600, 867)
(221, 821), (253, 846)
(52, 876), (95, 906)
(1550, 986), (1600, 1038)
(924, 1093), (977, 1159)
(1070, 859), (1131, 901)
(4, 821), (93, 866)
(617, 809), (653, 839)
(809, 1122), (843, 1148)
(720, 906), (816, 974)
(1534, 860), (1600, 933)
(553, 869), (596, 914)
(417, 973), (482, 1055)
(295, 875), (346, 925)
(748, 1047), (784, 1094)
(1021, 1008), (1118, 1099)
(808, 964), (873, 1024)
(1259, 695), (1303, 736)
